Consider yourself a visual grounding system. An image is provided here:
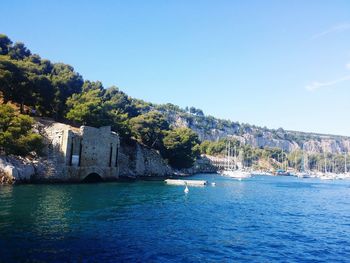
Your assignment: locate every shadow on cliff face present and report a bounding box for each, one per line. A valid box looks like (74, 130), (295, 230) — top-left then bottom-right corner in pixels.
(82, 173), (103, 183)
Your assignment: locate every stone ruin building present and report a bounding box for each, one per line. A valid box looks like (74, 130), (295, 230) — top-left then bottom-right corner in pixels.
(46, 125), (120, 182)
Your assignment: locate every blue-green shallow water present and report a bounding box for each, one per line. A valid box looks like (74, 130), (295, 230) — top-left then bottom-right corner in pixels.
(1, 175), (350, 262)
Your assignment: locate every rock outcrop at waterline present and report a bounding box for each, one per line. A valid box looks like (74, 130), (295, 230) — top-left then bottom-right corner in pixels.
(118, 142), (173, 178)
(0, 156), (44, 184)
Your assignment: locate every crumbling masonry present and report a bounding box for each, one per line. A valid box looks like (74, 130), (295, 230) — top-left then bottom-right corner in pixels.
(47, 125), (120, 182)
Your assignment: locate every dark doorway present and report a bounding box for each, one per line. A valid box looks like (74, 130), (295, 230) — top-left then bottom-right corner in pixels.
(82, 173), (103, 183)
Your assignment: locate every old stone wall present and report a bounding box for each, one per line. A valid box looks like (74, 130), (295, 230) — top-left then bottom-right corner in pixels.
(35, 119), (120, 182)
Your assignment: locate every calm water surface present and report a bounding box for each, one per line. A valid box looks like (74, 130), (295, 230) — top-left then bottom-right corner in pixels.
(1, 175), (350, 262)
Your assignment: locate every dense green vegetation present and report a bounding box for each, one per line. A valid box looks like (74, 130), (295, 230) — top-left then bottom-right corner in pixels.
(0, 104), (43, 156)
(163, 128), (200, 169)
(129, 111), (169, 149)
(0, 34), (200, 168)
(0, 35), (83, 118)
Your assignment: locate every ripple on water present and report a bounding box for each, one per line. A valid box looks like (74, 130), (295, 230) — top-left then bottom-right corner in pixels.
(1, 175), (350, 262)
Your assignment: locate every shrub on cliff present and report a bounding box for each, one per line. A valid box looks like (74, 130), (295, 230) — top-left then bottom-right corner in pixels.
(162, 127), (200, 169)
(130, 111), (169, 149)
(0, 104), (44, 156)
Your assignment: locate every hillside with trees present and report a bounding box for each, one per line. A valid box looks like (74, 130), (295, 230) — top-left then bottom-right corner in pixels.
(0, 34), (199, 169)
(1, 33), (350, 172)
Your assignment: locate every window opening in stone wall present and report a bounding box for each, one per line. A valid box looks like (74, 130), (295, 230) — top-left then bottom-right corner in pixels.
(78, 141), (82, 167)
(109, 144), (113, 167)
(69, 141), (73, 166)
(115, 146), (119, 167)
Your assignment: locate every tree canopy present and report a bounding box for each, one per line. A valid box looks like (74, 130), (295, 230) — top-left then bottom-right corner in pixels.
(163, 128), (200, 169)
(0, 104), (44, 156)
(129, 111), (169, 149)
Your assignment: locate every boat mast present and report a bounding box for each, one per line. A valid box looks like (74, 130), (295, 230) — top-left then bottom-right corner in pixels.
(230, 143), (234, 170)
(346, 141), (349, 174)
(227, 142), (230, 170)
(323, 144), (327, 174)
(345, 152), (347, 174)
(304, 152), (308, 172)
(301, 143), (304, 173)
(225, 142), (228, 170)
(234, 145), (237, 170)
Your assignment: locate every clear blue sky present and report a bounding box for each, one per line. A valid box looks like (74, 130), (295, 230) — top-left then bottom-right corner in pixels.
(2, 0), (350, 135)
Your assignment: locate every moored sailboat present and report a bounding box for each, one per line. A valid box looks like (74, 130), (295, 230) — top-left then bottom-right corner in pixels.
(219, 141), (251, 180)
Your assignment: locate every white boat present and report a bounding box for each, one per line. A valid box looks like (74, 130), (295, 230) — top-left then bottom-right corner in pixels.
(165, 179), (207, 186)
(261, 171), (273, 176)
(222, 169), (251, 180)
(295, 172), (313, 178)
(219, 141), (251, 180)
(251, 171), (273, 176)
(296, 144), (313, 178)
(334, 173), (347, 180)
(338, 150), (350, 179)
(319, 174), (335, 180)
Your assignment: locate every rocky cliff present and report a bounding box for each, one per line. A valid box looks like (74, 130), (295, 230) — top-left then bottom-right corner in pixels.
(160, 109), (350, 154)
(118, 142), (173, 178)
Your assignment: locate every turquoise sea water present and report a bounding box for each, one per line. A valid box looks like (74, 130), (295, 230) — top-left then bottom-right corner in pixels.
(1, 174), (350, 262)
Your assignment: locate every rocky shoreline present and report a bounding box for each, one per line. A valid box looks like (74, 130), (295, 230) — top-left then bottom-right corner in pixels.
(0, 153), (217, 185)
(0, 156), (41, 184)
